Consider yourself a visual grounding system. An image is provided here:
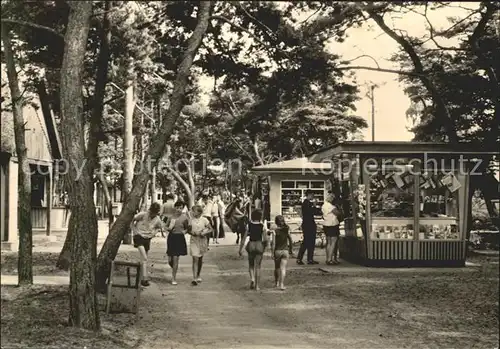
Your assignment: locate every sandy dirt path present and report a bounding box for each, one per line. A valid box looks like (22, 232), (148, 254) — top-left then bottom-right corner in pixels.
(133, 239), (405, 349)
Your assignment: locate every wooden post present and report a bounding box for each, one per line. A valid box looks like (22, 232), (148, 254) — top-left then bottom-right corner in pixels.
(414, 162), (421, 260)
(346, 155), (358, 238)
(46, 165), (52, 236)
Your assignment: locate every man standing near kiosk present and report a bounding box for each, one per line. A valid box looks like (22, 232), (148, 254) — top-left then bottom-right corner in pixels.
(297, 190), (320, 265)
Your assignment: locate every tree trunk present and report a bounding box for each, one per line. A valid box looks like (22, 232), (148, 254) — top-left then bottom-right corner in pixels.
(252, 137), (265, 166)
(86, 0), (112, 173)
(121, 80), (135, 244)
(138, 114), (148, 210)
(122, 80), (135, 202)
(151, 168), (157, 202)
(142, 180), (149, 210)
(97, 173), (113, 225)
(58, 1), (112, 264)
(466, 179), (476, 257)
(56, 212), (75, 270)
(186, 158), (196, 208)
(150, 96), (159, 203)
(168, 168), (194, 208)
(1, 24), (33, 285)
(59, 1), (100, 330)
(95, 1), (213, 291)
(479, 172), (500, 226)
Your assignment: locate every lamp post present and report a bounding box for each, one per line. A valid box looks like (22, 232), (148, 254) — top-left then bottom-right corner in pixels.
(370, 85), (375, 142)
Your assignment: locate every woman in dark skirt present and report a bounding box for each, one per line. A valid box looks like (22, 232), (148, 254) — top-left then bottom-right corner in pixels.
(165, 200), (189, 285)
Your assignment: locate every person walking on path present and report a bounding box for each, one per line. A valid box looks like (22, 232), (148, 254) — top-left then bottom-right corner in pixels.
(239, 209), (269, 291)
(211, 194), (221, 244)
(322, 193), (341, 265)
(188, 205), (213, 285)
(161, 193), (176, 222)
(130, 202), (164, 287)
(216, 195), (226, 239)
(271, 215), (293, 290)
(62, 191), (70, 227)
(223, 196), (242, 243)
(225, 195), (247, 245)
(297, 190), (320, 265)
(198, 193), (214, 248)
(165, 200), (189, 285)
(237, 192), (251, 243)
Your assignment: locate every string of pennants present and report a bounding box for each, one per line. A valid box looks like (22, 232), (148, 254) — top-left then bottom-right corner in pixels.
(370, 169), (461, 193)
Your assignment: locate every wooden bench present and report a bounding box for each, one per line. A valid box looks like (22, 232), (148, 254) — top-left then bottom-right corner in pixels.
(106, 261), (142, 316)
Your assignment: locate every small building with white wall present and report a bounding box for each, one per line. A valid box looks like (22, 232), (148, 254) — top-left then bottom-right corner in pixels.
(251, 157), (333, 232)
(1, 94), (63, 250)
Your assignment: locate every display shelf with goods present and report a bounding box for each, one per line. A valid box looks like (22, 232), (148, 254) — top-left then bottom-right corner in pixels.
(354, 184), (366, 220)
(418, 219), (459, 240)
(366, 165), (417, 240)
(371, 218), (414, 240)
(369, 168), (415, 219)
(280, 180), (325, 222)
(418, 170), (461, 240)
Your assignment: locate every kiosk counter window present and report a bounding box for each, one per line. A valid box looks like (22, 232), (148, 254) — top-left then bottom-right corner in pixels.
(369, 168), (415, 240)
(280, 180), (325, 221)
(418, 171), (461, 240)
(367, 166), (462, 241)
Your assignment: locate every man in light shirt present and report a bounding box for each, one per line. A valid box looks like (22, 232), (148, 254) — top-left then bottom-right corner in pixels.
(199, 193), (214, 246)
(211, 194), (221, 244)
(322, 192), (341, 265)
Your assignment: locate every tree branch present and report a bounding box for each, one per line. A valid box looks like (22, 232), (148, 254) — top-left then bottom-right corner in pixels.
(210, 15), (275, 55)
(165, 167), (191, 198)
(252, 136), (264, 166)
(1, 18), (64, 39)
(440, 9), (481, 37)
(367, 9), (458, 143)
(298, 3), (325, 25)
(218, 129), (257, 164)
(237, 1), (277, 43)
(419, 4), (466, 51)
(302, 2), (387, 38)
(184, 156), (196, 199)
(469, 1), (498, 46)
(342, 54), (381, 68)
(337, 65), (424, 77)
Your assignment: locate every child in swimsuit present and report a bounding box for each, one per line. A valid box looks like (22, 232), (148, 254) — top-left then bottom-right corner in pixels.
(238, 209), (269, 291)
(271, 215), (293, 290)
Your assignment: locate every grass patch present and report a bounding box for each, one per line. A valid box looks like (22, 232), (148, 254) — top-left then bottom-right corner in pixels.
(1, 252), (67, 276)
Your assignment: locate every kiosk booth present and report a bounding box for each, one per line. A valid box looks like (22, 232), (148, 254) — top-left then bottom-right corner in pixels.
(252, 158), (332, 233)
(309, 141), (498, 267)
